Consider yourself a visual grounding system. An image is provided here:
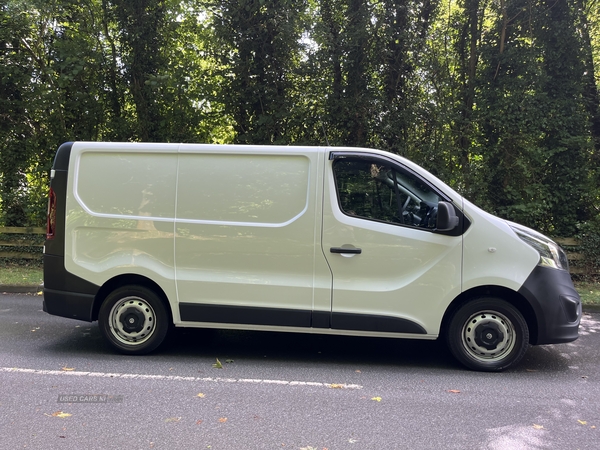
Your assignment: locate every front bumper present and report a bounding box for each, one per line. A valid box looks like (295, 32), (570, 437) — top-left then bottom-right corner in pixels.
(518, 265), (581, 345)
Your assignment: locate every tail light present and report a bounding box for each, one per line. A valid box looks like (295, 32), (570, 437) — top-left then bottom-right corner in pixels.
(47, 187), (56, 240)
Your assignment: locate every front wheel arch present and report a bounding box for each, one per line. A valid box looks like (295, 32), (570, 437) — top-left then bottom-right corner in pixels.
(441, 286), (538, 345)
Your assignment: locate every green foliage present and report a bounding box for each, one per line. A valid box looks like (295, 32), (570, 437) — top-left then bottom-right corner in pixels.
(210, 0), (308, 144)
(0, 264), (43, 285)
(451, 0), (593, 236)
(574, 281), (600, 305)
(0, 0), (599, 237)
(577, 216), (600, 276)
(0, 1), (39, 226)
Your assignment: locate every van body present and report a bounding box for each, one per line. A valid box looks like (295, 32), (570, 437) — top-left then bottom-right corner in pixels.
(43, 142), (581, 371)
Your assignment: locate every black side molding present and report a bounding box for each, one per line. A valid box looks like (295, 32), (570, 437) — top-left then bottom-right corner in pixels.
(331, 312), (427, 334)
(179, 303), (426, 334)
(179, 303), (311, 328)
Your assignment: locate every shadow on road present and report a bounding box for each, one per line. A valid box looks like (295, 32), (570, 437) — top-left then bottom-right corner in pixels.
(4, 294), (587, 375)
(40, 322), (576, 374)
(167, 326), (459, 370)
(30, 308), (591, 374)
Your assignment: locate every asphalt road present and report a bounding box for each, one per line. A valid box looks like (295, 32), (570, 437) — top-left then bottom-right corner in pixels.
(0, 293), (599, 449)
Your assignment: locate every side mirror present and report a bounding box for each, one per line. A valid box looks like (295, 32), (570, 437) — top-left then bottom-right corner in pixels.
(437, 201), (459, 232)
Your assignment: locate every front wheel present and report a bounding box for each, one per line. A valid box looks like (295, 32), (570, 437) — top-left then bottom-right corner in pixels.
(98, 285), (170, 355)
(446, 298), (529, 372)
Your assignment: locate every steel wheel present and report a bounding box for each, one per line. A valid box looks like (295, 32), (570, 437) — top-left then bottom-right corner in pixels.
(447, 298), (529, 371)
(461, 310), (516, 362)
(108, 296), (157, 346)
(99, 285), (170, 355)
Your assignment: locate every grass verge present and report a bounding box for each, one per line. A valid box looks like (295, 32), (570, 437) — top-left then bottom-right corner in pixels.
(0, 265), (43, 286)
(0, 265), (599, 306)
(573, 281), (600, 306)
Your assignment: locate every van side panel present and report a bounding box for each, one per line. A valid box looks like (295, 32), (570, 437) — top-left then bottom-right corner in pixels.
(64, 143), (179, 308)
(174, 149), (325, 325)
(75, 151), (176, 219)
(176, 153), (309, 224)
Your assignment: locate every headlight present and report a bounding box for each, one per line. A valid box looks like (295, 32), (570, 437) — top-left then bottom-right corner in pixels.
(509, 224), (569, 271)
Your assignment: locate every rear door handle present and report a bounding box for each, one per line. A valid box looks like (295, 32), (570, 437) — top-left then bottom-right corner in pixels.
(330, 247), (362, 254)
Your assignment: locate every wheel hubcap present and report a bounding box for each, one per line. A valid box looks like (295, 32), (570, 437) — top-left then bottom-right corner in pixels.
(109, 296), (156, 346)
(119, 307), (146, 333)
(462, 310), (515, 362)
(474, 322), (505, 350)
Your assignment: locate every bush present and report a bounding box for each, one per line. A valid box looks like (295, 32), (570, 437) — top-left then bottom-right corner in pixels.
(576, 216), (600, 278)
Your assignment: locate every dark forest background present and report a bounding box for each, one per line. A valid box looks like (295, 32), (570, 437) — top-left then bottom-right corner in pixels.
(2, 0), (600, 237)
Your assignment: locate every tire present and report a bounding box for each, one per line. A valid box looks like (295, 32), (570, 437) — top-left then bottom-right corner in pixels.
(98, 285), (170, 355)
(446, 298), (529, 372)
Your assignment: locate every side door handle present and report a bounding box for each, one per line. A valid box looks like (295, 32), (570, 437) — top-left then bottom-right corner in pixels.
(330, 247), (362, 254)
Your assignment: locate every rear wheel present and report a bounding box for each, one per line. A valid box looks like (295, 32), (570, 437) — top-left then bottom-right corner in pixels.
(446, 298), (529, 371)
(98, 285), (170, 355)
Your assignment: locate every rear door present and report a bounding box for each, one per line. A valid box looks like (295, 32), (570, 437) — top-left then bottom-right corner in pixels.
(322, 152), (463, 336)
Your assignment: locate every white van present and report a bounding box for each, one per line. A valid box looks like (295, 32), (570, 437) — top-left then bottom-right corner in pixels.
(43, 142), (581, 371)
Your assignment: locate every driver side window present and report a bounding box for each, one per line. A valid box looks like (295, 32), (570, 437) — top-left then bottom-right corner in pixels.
(333, 158), (442, 229)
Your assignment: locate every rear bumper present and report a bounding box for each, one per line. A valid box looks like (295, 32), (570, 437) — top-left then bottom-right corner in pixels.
(518, 265), (581, 345)
(43, 288), (95, 322)
(43, 253), (100, 322)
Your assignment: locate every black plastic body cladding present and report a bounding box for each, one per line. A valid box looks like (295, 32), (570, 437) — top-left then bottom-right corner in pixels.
(518, 265), (581, 345)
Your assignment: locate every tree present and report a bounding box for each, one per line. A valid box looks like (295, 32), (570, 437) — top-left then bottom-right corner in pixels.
(1, 0), (599, 234)
(211, 0), (307, 144)
(472, 0), (592, 235)
(537, 0), (591, 235)
(0, 1), (35, 225)
(112, 0), (167, 141)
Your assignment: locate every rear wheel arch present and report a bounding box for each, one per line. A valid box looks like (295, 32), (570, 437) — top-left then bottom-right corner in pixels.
(92, 274), (172, 324)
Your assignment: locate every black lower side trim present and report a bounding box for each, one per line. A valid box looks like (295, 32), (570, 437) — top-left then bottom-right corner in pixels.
(43, 288), (95, 322)
(179, 303), (426, 334)
(180, 303), (312, 328)
(331, 312), (427, 334)
(312, 310), (331, 328)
